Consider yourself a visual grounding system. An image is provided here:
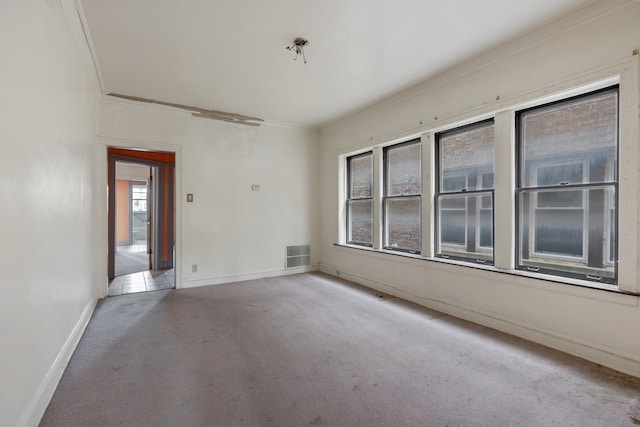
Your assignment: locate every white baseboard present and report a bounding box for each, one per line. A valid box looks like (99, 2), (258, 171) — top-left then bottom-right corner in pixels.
(317, 263), (640, 378)
(181, 265), (318, 289)
(20, 298), (97, 427)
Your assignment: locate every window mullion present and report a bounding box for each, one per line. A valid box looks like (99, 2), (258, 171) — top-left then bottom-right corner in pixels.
(422, 132), (435, 257)
(372, 146), (383, 250)
(494, 110), (516, 270)
(617, 63), (638, 293)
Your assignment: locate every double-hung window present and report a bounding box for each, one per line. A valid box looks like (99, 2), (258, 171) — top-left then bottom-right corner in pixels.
(383, 140), (421, 253)
(436, 120), (495, 263)
(516, 86), (618, 283)
(346, 152), (374, 247)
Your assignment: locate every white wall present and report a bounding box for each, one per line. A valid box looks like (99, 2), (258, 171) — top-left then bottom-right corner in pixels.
(0, 1), (100, 426)
(318, 0), (640, 376)
(116, 162), (150, 181)
(98, 98), (320, 290)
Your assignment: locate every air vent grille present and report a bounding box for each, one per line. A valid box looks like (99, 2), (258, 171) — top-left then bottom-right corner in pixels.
(286, 245), (311, 269)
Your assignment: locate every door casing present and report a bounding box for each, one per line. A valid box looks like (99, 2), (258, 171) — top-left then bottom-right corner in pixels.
(107, 148), (175, 280)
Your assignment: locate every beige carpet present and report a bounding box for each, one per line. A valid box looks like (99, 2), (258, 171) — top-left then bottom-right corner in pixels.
(40, 272), (640, 426)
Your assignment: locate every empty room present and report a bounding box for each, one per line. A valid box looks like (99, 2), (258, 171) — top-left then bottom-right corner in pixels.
(2, 0), (640, 426)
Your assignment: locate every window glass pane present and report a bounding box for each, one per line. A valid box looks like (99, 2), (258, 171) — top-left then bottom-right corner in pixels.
(609, 205), (615, 264)
(521, 90), (618, 187)
(536, 164), (583, 186)
(534, 209), (584, 257)
(440, 210), (466, 246)
(479, 209), (493, 248)
(518, 185), (616, 280)
(439, 123), (494, 192)
(385, 197), (420, 252)
(386, 142), (421, 196)
(480, 195), (491, 209)
(349, 154), (373, 199)
(132, 200), (147, 212)
(441, 196), (466, 209)
(536, 188), (583, 208)
(348, 199), (373, 245)
(438, 192), (493, 261)
(442, 175), (467, 193)
(131, 184), (147, 213)
(481, 173), (494, 190)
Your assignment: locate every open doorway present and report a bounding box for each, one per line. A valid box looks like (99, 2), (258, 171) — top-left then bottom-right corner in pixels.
(107, 148), (176, 296)
(114, 163), (150, 277)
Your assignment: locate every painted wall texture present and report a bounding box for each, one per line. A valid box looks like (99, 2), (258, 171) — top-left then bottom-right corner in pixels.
(116, 179), (130, 243)
(0, 1), (100, 426)
(318, 0), (640, 377)
(98, 99), (320, 289)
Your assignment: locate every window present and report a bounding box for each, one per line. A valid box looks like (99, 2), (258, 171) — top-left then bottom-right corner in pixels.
(436, 120), (495, 263)
(383, 140), (421, 253)
(130, 182), (147, 244)
(516, 86), (618, 283)
(347, 152), (374, 246)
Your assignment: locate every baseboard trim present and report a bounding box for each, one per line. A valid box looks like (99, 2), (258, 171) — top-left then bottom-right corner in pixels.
(317, 263), (640, 378)
(181, 265), (319, 289)
(20, 298), (97, 427)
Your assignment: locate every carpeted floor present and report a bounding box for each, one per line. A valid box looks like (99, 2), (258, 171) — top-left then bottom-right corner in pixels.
(40, 272), (640, 426)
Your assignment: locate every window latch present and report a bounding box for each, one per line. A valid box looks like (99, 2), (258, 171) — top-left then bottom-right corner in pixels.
(560, 181), (569, 185)
(476, 259), (486, 264)
(526, 266), (540, 272)
(586, 274), (603, 281)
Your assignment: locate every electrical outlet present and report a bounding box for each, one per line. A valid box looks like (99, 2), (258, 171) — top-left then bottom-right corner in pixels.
(192, 264), (198, 273)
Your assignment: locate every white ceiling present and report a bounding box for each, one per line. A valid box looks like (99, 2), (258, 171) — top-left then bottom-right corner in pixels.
(79, 0), (594, 128)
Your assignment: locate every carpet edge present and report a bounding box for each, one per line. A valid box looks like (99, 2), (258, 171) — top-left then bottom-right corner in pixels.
(21, 298), (97, 427)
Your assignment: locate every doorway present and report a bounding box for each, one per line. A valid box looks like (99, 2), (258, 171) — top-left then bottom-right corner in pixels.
(107, 148), (176, 296)
(114, 163), (150, 277)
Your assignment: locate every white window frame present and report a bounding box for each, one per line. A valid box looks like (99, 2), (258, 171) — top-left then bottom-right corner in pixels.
(336, 64), (638, 294)
(604, 156), (616, 267)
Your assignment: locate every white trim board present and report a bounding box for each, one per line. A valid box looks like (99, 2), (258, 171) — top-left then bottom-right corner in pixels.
(20, 299), (96, 427)
(318, 263), (640, 378)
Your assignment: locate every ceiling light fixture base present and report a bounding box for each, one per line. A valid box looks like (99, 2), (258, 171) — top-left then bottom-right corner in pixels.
(286, 37), (309, 64)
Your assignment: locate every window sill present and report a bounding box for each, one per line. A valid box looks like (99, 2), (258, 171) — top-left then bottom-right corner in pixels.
(333, 243), (638, 304)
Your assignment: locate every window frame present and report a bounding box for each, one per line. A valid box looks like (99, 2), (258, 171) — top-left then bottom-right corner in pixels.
(435, 119), (496, 264)
(515, 85), (620, 284)
(382, 139), (422, 254)
(346, 151), (374, 247)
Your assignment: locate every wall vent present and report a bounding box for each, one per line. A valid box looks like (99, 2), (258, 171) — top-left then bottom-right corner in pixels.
(286, 245), (311, 269)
